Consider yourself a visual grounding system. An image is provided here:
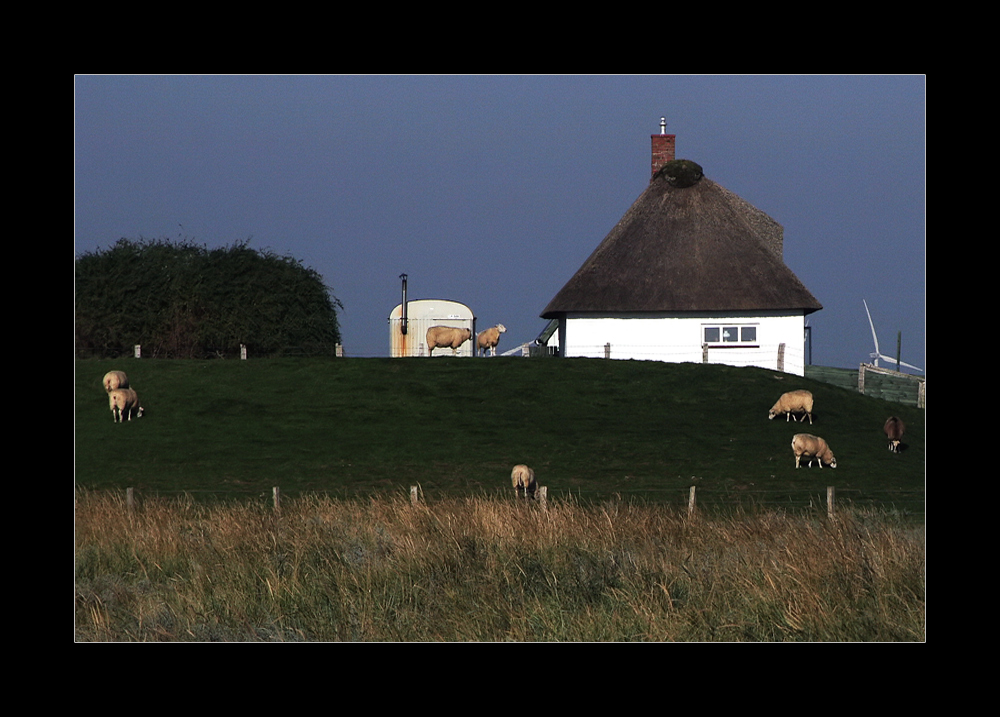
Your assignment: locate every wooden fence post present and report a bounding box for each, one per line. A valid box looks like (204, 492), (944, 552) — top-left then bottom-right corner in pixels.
(604, 343), (611, 359)
(702, 343), (708, 363)
(410, 485), (419, 505)
(827, 486), (835, 519)
(688, 486), (697, 516)
(777, 343), (785, 372)
(273, 486), (281, 512)
(126, 487), (134, 511)
(538, 486), (548, 511)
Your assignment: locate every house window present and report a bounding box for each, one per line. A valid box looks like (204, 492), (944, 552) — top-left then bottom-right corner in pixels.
(703, 324), (758, 347)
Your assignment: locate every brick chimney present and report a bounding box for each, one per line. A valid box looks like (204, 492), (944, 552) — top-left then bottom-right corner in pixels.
(650, 117), (676, 180)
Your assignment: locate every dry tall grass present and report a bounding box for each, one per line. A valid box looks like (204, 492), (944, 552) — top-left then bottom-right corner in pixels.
(75, 490), (925, 642)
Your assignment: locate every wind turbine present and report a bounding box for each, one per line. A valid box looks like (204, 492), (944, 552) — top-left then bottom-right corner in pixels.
(863, 299), (923, 373)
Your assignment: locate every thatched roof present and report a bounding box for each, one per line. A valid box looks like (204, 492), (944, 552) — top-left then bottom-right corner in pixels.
(541, 163), (823, 318)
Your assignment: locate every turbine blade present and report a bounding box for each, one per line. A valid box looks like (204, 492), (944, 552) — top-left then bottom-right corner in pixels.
(864, 299), (879, 353)
(877, 353), (923, 372)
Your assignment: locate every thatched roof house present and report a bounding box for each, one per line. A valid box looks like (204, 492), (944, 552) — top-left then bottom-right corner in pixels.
(539, 121), (822, 375)
(541, 167), (822, 316)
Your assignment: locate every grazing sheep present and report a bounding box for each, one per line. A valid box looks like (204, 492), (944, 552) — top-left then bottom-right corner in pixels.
(791, 433), (836, 469)
(425, 326), (472, 356)
(103, 370), (129, 392)
(768, 389), (814, 424)
(884, 416), (905, 453)
(109, 387), (143, 423)
(476, 324), (507, 357)
(511, 464), (536, 499)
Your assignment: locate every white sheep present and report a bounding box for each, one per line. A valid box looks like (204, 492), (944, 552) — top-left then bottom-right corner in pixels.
(476, 324), (507, 357)
(768, 389), (814, 424)
(884, 416), (905, 453)
(109, 387), (144, 423)
(426, 326), (472, 356)
(791, 433), (836, 469)
(103, 370), (129, 392)
(511, 464), (536, 499)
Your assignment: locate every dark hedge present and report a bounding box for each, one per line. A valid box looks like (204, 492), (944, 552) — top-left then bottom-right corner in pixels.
(75, 238), (343, 358)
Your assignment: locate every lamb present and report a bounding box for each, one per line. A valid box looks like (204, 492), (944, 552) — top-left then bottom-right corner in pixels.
(511, 464), (536, 499)
(425, 326), (472, 356)
(884, 416), (905, 453)
(768, 389), (814, 424)
(791, 433), (836, 469)
(109, 387), (144, 423)
(103, 370), (129, 392)
(476, 324), (507, 357)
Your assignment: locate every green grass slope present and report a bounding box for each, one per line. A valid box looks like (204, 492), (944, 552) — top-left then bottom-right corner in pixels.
(76, 358), (925, 512)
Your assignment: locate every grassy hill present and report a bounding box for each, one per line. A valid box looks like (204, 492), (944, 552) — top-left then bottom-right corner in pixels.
(75, 357), (925, 514)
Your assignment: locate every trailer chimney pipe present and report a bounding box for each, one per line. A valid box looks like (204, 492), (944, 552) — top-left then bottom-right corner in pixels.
(400, 274), (408, 335)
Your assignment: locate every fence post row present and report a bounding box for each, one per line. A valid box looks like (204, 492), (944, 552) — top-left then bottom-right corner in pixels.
(119, 485), (850, 516)
(684, 484), (838, 517)
(591, 342), (790, 368)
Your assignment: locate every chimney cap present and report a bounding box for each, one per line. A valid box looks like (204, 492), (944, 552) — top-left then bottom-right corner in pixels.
(659, 117), (667, 134)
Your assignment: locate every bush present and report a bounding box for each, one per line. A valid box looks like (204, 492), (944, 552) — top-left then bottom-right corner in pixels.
(75, 238), (343, 358)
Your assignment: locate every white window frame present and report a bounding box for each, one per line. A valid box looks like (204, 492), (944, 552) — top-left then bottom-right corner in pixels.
(702, 323), (759, 348)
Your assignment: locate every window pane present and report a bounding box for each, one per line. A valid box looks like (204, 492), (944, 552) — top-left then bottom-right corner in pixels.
(704, 327), (720, 342)
(741, 326), (757, 342)
(723, 327), (738, 342)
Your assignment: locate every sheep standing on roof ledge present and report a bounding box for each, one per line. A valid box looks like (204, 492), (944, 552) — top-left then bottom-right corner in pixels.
(477, 324), (507, 356)
(791, 433), (836, 469)
(109, 387), (144, 423)
(511, 464), (536, 500)
(103, 370), (129, 392)
(425, 326), (472, 356)
(768, 390), (814, 424)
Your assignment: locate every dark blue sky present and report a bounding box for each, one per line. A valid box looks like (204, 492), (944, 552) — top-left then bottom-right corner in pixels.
(75, 75), (925, 371)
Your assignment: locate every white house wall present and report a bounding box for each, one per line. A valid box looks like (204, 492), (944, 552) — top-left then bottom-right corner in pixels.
(560, 311), (808, 375)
